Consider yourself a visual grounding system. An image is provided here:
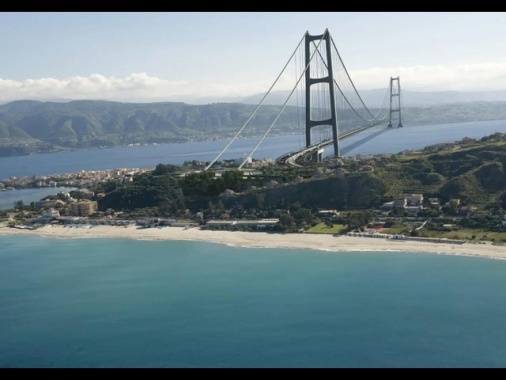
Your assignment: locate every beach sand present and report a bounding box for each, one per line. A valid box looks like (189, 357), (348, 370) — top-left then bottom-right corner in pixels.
(1, 224), (505, 260)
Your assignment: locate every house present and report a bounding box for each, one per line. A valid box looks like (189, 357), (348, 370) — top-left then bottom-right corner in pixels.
(405, 194), (424, 206)
(318, 210), (340, 218)
(380, 201), (395, 211)
(394, 198), (407, 208)
(405, 206), (422, 217)
(428, 198), (441, 209)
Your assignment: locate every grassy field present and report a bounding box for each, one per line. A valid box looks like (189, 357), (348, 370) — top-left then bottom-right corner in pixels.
(419, 228), (506, 243)
(381, 226), (506, 244)
(306, 223), (346, 234)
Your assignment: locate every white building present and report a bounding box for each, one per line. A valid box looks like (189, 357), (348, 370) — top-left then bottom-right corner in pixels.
(405, 194), (424, 206)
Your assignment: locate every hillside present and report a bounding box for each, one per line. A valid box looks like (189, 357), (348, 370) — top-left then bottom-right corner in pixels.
(94, 133), (506, 217)
(1, 99), (506, 156)
(224, 136), (506, 213)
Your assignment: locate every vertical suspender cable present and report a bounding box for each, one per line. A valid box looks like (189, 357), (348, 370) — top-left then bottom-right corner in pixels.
(204, 32), (308, 171)
(238, 32), (327, 169)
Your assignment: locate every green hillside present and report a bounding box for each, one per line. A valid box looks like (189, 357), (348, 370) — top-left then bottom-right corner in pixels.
(93, 133), (506, 217)
(1, 99), (506, 156)
(0, 100), (302, 154)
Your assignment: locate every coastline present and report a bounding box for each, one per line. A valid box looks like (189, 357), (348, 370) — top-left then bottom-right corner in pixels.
(1, 224), (505, 260)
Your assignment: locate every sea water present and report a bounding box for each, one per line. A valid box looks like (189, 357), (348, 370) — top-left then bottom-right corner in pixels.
(2, 119), (506, 367)
(1, 235), (506, 368)
(1, 119), (506, 180)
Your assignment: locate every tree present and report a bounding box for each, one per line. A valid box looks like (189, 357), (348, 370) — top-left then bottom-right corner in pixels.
(294, 207), (315, 227)
(255, 193), (265, 209)
(346, 210), (374, 231)
(278, 213), (295, 231)
(153, 163), (180, 175)
(289, 202), (302, 213)
(14, 200), (24, 210)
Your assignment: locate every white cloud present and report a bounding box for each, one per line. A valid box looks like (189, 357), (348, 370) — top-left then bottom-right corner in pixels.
(349, 63), (506, 91)
(0, 73), (192, 103)
(1, 63), (506, 104)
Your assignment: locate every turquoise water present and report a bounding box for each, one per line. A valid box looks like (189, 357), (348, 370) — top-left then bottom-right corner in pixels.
(1, 235), (506, 368)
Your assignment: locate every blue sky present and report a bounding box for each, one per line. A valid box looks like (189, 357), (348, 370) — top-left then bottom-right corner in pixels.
(1, 12), (505, 103)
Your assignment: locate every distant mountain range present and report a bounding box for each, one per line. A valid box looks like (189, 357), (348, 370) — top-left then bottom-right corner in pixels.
(237, 89), (506, 108)
(6, 89), (506, 108)
(1, 92), (506, 157)
(0, 100), (302, 156)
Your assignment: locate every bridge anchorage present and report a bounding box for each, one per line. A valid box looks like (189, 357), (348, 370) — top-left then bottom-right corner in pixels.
(205, 29), (402, 171)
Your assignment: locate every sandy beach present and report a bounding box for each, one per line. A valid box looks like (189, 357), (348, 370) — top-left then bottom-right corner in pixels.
(1, 224), (505, 260)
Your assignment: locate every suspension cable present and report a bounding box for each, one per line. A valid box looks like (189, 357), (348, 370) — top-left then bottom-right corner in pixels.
(316, 39), (391, 123)
(309, 40), (383, 124)
(238, 31), (327, 169)
(330, 35), (376, 119)
(204, 31), (309, 171)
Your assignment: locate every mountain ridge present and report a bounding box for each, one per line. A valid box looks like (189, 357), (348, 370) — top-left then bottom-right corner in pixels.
(1, 95), (506, 157)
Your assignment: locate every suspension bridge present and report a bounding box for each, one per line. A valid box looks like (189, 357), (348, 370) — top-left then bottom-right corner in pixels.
(205, 29), (403, 170)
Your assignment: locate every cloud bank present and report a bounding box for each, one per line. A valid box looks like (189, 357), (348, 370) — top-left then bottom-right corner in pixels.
(350, 63), (506, 92)
(1, 63), (506, 104)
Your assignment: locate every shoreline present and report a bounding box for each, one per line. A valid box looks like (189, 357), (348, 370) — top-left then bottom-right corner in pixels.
(1, 224), (505, 260)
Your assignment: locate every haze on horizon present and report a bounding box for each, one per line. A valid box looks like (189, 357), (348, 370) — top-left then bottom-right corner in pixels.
(1, 12), (506, 104)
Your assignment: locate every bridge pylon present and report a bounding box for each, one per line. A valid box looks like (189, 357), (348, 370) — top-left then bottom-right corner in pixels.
(305, 29), (339, 160)
(388, 77), (403, 128)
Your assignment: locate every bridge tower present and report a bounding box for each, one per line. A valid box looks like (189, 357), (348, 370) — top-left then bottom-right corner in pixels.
(305, 29), (339, 161)
(388, 77), (403, 128)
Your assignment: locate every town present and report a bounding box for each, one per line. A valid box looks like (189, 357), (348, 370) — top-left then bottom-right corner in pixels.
(2, 136), (505, 246)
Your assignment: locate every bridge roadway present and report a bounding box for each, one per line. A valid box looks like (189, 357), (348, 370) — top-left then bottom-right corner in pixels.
(276, 121), (386, 167)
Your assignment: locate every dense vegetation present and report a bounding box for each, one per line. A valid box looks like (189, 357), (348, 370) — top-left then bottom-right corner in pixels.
(91, 134), (506, 234)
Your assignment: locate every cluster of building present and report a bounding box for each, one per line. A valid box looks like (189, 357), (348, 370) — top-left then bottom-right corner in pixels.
(380, 193), (426, 216)
(14, 198), (99, 226)
(379, 194), (472, 217)
(0, 168), (150, 190)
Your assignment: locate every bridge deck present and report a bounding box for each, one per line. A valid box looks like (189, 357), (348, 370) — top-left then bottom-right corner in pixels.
(276, 121), (385, 167)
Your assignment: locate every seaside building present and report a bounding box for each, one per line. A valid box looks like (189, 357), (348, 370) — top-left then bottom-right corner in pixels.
(34, 199), (65, 209)
(70, 200), (98, 217)
(42, 208), (60, 220)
